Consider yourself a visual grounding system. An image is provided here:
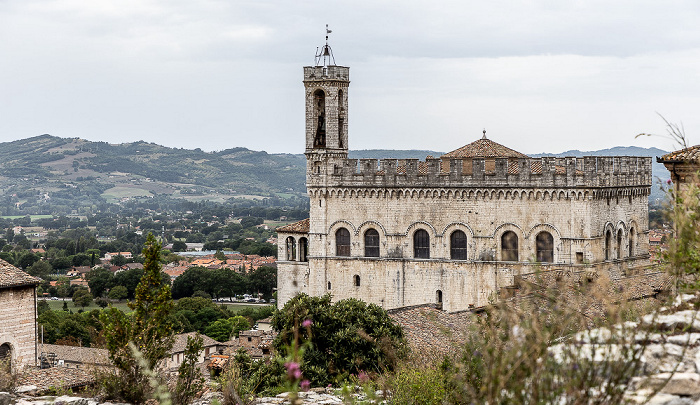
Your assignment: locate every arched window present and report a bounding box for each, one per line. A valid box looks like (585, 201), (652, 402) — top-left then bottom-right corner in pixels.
(299, 237), (308, 262)
(285, 236), (296, 261)
(313, 89), (326, 148)
(501, 231), (518, 261)
(629, 228), (635, 257)
(617, 229), (623, 259)
(414, 229), (430, 259)
(336, 228), (351, 256)
(605, 230), (612, 260)
(0, 343), (10, 371)
(535, 231), (554, 263)
(450, 230), (468, 260)
(354, 275), (361, 287)
(364, 229), (380, 257)
(436, 290), (443, 303)
(327, 281), (332, 290)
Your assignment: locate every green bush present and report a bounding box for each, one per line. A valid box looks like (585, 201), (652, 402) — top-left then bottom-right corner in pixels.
(390, 367), (447, 405)
(272, 293), (407, 386)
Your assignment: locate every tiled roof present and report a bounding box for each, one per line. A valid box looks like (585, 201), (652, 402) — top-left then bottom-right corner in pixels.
(442, 136), (529, 159)
(658, 145), (700, 163)
(18, 367), (95, 393)
(276, 218), (309, 234)
(0, 259), (41, 288)
(41, 344), (110, 365)
(171, 332), (221, 353)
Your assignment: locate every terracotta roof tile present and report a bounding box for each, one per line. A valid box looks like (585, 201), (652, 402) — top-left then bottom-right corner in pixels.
(171, 332), (221, 352)
(442, 136), (528, 159)
(658, 145), (700, 163)
(276, 218), (310, 234)
(0, 259), (41, 288)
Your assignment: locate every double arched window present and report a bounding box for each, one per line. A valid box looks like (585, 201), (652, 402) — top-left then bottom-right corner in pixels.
(501, 231), (518, 261)
(450, 230), (468, 260)
(336, 228), (351, 257)
(414, 229), (430, 258)
(364, 229), (380, 257)
(535, 231), (554, 263)
(285, 237), (296, 261)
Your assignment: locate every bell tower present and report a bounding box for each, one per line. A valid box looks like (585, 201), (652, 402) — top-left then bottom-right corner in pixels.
(304, 26), (349, 181)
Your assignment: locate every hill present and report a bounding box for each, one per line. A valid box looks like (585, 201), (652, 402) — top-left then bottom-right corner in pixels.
(0, 135), (306, 214)
(0, 135), (670, 216)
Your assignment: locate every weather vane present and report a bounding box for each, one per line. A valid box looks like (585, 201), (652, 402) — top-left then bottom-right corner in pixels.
(315, 24), (336, 67)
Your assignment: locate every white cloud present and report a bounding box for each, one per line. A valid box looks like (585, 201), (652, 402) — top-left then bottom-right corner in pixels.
(0, 0), (699, 154)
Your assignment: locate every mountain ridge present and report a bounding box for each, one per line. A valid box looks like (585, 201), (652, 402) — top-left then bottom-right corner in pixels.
(0, 135), (671, 215)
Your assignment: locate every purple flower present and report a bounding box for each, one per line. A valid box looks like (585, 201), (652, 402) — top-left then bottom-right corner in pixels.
(301, 380), (311, 391)
(285, 362), (302, 381)
(302, 319), (313, 328)
(358, 371), (369, 384)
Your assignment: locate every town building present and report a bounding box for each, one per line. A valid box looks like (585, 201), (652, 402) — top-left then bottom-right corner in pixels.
(276, 38), (653, 312)
(658, 145), (700, 194)
(0, 259), (40, 371)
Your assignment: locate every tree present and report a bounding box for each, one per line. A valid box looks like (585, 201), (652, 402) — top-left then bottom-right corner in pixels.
(203, 316), (250, 342)
(17, 251), (39, 270)
(272, 293), (407, 386)
(108, 285), (128, 301)
(172, 240), (187, 252)
(110, 254), (128, 266)
(87, 267), (115, 298)
(174, 334), (205, 405)
(72, 289), (93, 308)
(100, 233), (175, 404)
(27, 260), (53, 278)
(248, 266), (277, 299)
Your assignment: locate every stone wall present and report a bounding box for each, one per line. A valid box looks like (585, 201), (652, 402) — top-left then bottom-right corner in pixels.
(0, 286), (36, 369)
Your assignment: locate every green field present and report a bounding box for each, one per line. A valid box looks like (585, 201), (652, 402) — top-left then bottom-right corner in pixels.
(44, 299), (132, 313)
(1, 214), (53, 220)
(101, 186), (153, 203)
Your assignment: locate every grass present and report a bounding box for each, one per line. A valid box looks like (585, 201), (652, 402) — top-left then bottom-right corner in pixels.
(0, 214), (53, 220)
(101, 186), (153, 202)
(220, 303), (260, 312)
(44, 299), (132, 312)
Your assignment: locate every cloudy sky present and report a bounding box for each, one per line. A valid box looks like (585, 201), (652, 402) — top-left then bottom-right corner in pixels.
(1, 0), (699, 155)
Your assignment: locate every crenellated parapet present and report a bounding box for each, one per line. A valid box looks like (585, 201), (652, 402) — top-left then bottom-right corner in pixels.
(309, 156), (652, 189)
(304, 66), (350, 82)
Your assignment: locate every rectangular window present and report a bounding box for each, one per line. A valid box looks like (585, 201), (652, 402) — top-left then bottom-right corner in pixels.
(576, 252), (584, 264)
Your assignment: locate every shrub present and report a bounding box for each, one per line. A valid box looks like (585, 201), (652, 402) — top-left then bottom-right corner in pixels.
(272, 293), (406, 386)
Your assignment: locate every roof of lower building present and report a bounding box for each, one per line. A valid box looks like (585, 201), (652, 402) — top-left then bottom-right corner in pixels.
(0, 259), (41, 288)
(276, 218), (310, 234)
(658, 145), (700, 163)
(41, 343), (110, 365)
(441, 135), (529, 159)
(171, 332), (221, 353)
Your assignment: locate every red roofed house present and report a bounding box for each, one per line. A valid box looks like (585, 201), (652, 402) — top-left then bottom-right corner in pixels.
(0, 259), (41, 371)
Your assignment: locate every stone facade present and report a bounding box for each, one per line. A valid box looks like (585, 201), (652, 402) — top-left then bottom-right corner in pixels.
(277, 43), (653, 312)
(0, 259), (40, 370)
